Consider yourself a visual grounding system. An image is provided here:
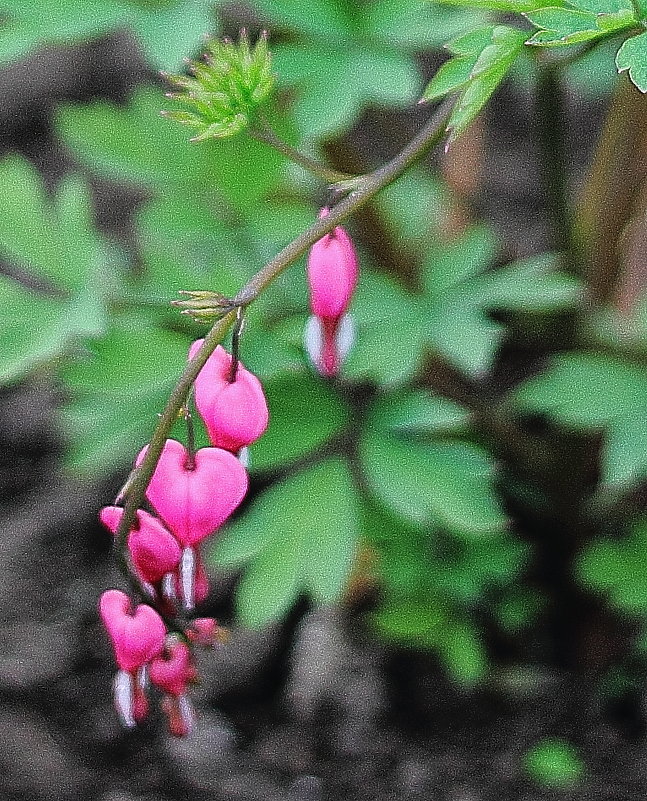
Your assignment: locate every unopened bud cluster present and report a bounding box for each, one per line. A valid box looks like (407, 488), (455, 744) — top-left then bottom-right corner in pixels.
(304, 208), (359, 376)
(99, 341), (268, 736)
(162, 32), (274, 141)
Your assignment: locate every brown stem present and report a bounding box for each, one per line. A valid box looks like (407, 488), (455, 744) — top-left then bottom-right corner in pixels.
(577, 74), (647, 304)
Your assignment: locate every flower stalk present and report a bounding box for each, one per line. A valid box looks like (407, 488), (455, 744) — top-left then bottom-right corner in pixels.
(113, 96), (454, 571)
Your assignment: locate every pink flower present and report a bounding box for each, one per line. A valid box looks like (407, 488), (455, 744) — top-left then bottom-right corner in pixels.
(99, 590), (166, 672)
(150, 640), (197, 697)
(189, 342), (269, 452)
(99, 506), (181, 585)
(136, 439), (248, 547)
(305, 209), (358, 377)
(307, 209), (358, 321)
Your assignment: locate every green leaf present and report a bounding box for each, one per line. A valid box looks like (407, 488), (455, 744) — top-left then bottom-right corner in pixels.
(616, 31), (647, 92)
(438, 0), (558, 9)
(373, 599), (447, 647)
(60, 318), (191, 473)
(0, 158), (109, 384)
(254, 0), (353, 39)
(0, 158), (97, 292)
(447, 26), (528, 140)
(467, 253), (582, 311)
(438, 619), (488, 684)
(526, 5), (635, 46)
(515, 353), (647, 487)
(0, 0), (127, 63)
(56, 88), (206, 189)
(212, 459), (360, 628)
(249, 371), (351, 472)
(360, 430), (506, 534)
(369, 389), (470, 434)
(273, 44), (420, 139)
(524, 739), (585, 788)
(364, 0), (484, 49)
(578, 520), (647, 615)
(129, 0), (214, 71)
(423, 225), (498, 295)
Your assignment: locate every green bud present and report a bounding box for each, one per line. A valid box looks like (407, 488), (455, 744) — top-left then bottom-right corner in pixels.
(171, 290), (237, 322)
(162, 31), (275, 141)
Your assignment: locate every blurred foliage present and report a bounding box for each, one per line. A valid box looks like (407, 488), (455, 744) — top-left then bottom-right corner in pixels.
(2, 0), (647, 692)
(524, 738), (585, 788)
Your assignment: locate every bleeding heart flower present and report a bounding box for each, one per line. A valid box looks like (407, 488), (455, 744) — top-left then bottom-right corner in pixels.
(189, 342), (269, 452)
(136, 439), (248, 546)
(99, 590), (166, 672)
(150, 640), (198, 697)
(307, 208), (358, 321)
(100, 506), (181, 585)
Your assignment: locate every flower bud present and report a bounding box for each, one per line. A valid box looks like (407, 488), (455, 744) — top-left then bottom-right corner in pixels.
(136, 439), (248, 546)
(307, 210), (358, 321)
(189, 342), (269, 452)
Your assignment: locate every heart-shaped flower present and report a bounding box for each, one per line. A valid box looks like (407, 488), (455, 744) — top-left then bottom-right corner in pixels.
(137, 439), (248, 546)
(150, 641), (197, 697)
(189, 342), (269, 452)
(99, 590), (166, 672)
(100, 506), (182, 584)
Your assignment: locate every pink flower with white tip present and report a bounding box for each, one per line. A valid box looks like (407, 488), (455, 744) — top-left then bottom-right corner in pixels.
(305, 208), (358, 376)
(99, 589), (166, 727)
(189, 342), (269, 453)
(136, 438), (247, 610)
(150, 638), (199, 738)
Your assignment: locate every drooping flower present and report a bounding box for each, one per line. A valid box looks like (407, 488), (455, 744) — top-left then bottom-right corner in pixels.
(305, 208), (358, 376)
(136, 439), (248, 547)
(99, 506), (182, 586)
(99, 590), (166, 672)
(99, 589), (166, 728)
(189, 342), (269, 452)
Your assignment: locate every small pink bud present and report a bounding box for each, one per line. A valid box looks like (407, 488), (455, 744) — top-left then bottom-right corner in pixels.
(136, 439), (248, 547)
(150, 640), (198, 697)
(100, 506), (182, 584)
(99, 590), (166, 673)
(189, 342), (269, 452)
(307, 209), (358, 321)
(186, 617), (221, 646)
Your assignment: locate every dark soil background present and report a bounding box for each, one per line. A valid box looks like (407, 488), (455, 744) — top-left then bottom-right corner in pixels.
(0, 29), (643, 801)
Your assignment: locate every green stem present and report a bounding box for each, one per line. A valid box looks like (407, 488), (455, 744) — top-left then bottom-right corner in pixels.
(535, 61), (579, 275)
(249, 119), (355, 184)
(113, 96), (454, 567)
